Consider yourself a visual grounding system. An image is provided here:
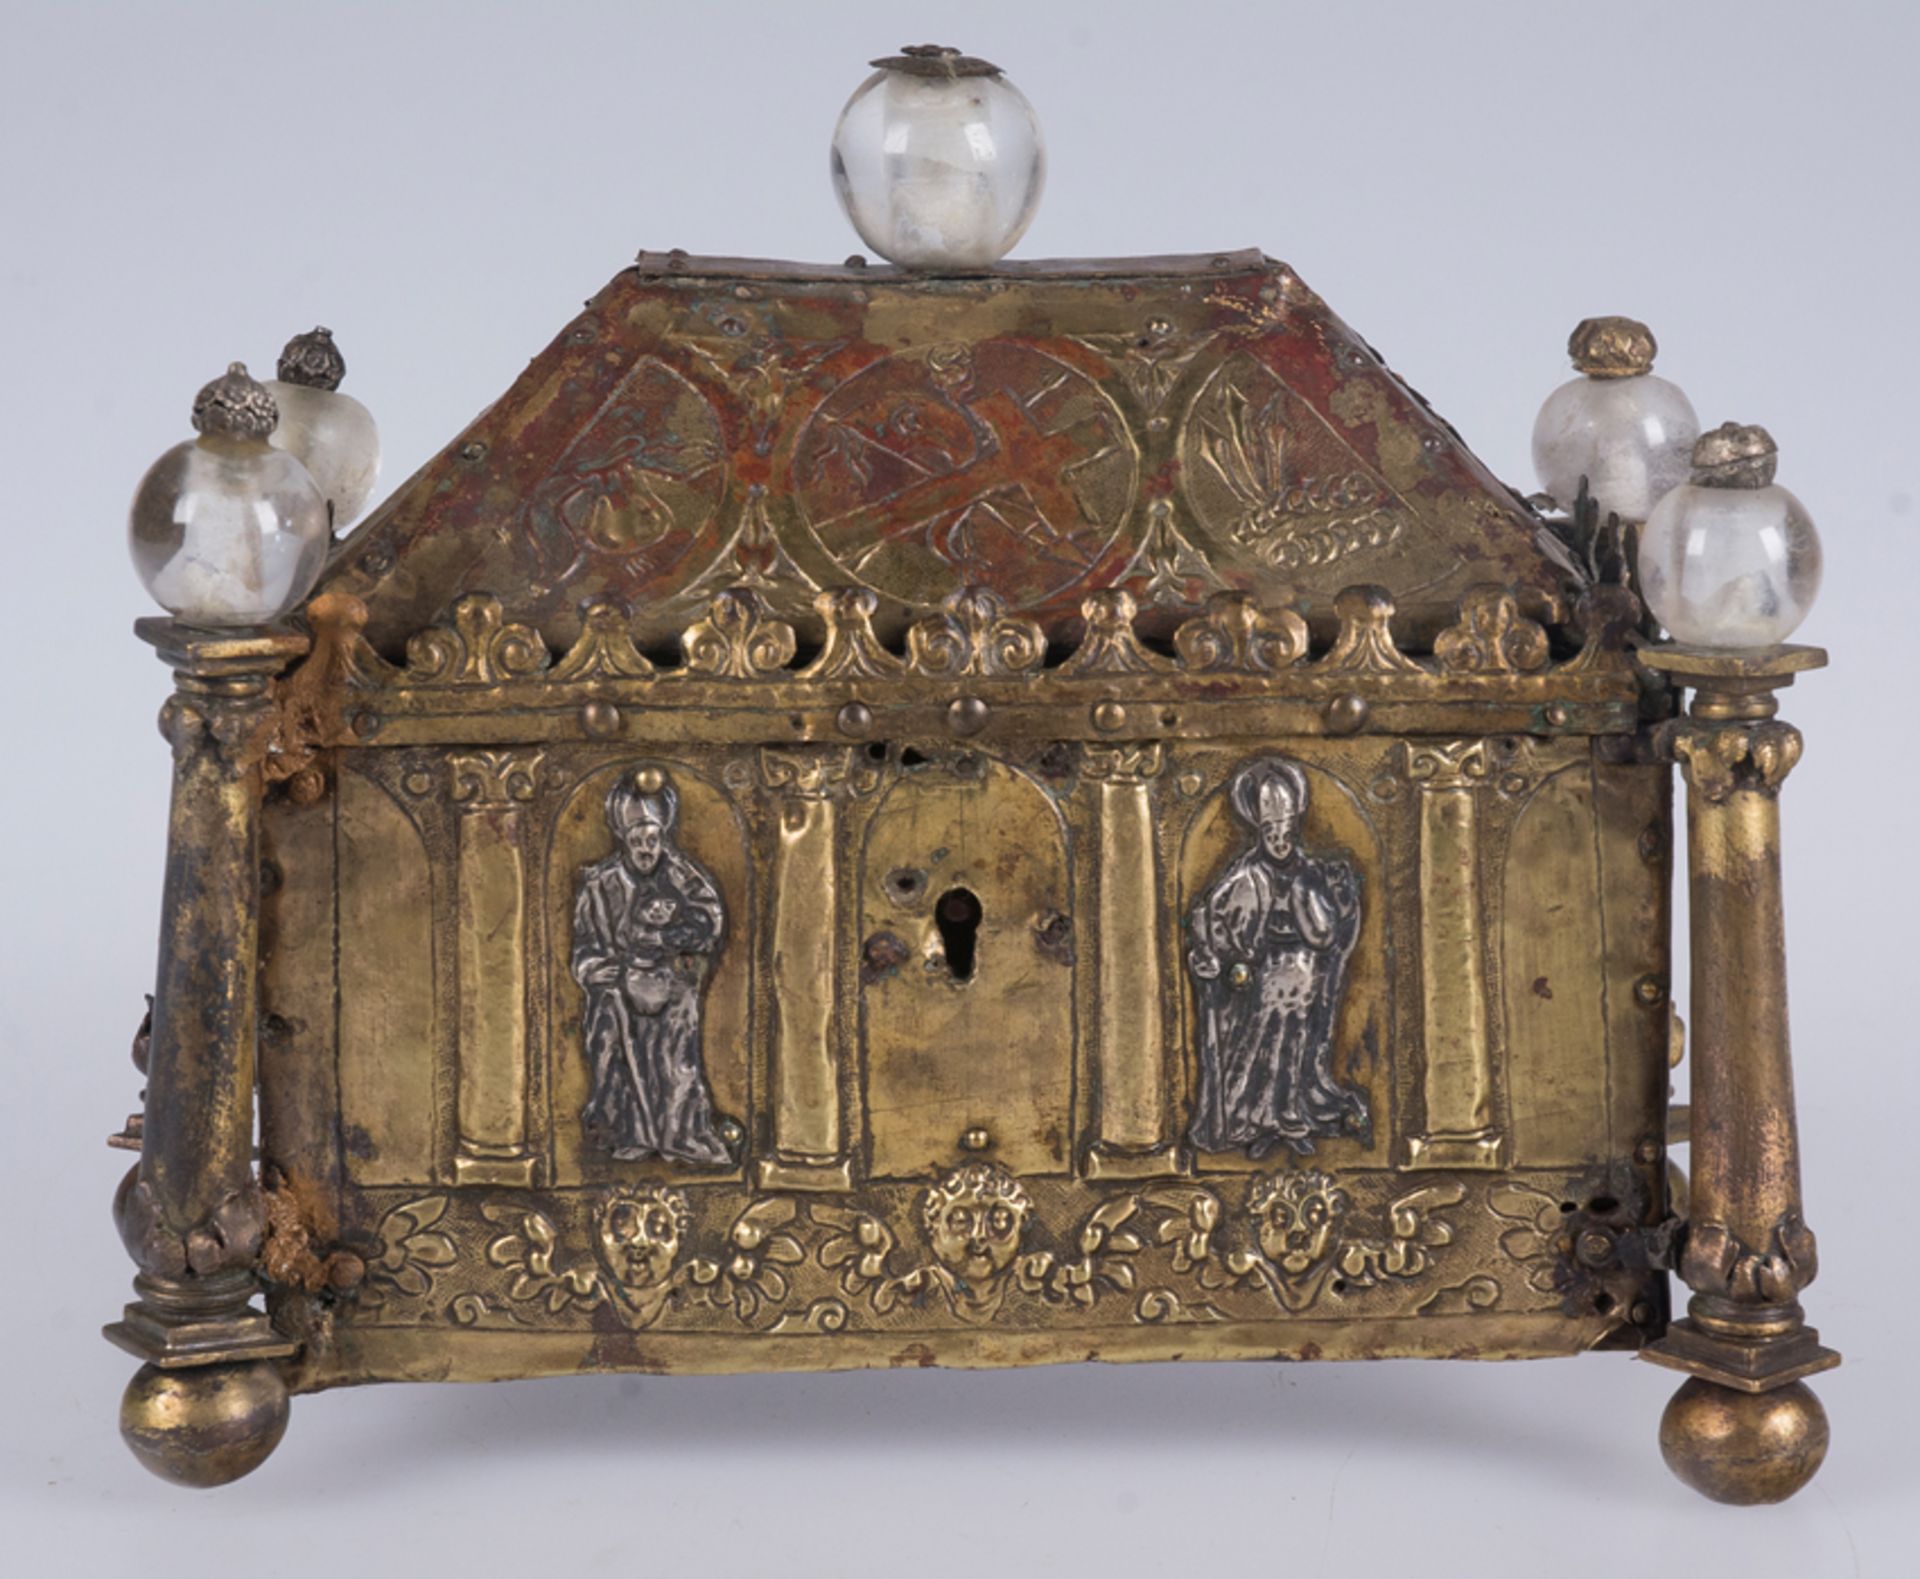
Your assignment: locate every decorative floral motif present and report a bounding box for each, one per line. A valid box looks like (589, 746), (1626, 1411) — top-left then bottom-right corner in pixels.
(404, 594), (552, 685)
(801, 587), (905, 680)
(1432, 585), (1550, 675)
(1172, 590), (1309, 673)
(548, 600), (655, 681)
(1318, 585), (1423, 674)
(904, 587), (1048, 678)
(679, 587), (799, 678)
(360, 1196), (457, 1306)
(1056, 589), (1171, 676)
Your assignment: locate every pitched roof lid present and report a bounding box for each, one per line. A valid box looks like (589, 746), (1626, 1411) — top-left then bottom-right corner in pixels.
(324, 251), (1571, 656)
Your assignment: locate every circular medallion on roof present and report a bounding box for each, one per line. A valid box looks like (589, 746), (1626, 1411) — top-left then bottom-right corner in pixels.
(1179, 353), (1406, 578)
(790, 341), (1138, 611)
(525, 357), (727, 573)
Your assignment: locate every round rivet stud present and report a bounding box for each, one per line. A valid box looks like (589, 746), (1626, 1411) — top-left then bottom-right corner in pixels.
(1324, 694), (1369, 734)
(1635, 975), (1666, 1007)
(1091, 700), (1127, 732)
(1545, 702), (1572, 727)
(1575, 1229), (1616, 1268)
(351, 709), (381, 739)
(948, 696), (989, 737)
(580, 700), (620, 738)
(1636, 1137), (1662, 1165)
(837, 701), (874, 737)
(636, 765), (666, 794)
(285, 767), (328, 805)
(959, 1127), (992, 1152)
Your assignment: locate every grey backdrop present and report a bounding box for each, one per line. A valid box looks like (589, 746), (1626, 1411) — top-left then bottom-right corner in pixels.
(3, 2), (1913, 1574)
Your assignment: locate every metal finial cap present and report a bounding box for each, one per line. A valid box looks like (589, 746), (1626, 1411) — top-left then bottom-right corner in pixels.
(869, 44), (1003, 78)
(1691, 422), (1779, 488)
(191, 362), (278, 440)
(277, 325), (346, 391)
(1568, 316), (1657, 379)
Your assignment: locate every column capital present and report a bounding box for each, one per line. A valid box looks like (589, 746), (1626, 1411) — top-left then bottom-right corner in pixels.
(1081, 741), (1164, 783)
(1661, 719), (1803, 803)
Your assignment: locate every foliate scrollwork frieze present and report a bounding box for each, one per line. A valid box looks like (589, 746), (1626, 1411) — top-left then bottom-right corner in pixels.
(904, 586), (1047, 679)
(335, 1171), (1618, 1336)
(1662, 720), (1804, 803)
(680, 587), (798, 678)
(404, 594), (552, 685)
(1432, 585), (1550, 675)
(1171, 590), (1308, 673)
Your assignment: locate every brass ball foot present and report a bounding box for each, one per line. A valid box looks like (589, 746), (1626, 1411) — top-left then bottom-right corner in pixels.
(120, 1360), (290, 1487)
(1659, 1377), (1829, 1504)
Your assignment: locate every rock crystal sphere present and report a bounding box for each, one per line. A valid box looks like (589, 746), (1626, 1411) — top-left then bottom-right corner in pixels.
(831, 45), (1045, 270)
(1639, 423), (1823, 648)
(265, 327), (380, 530)
(128, 363), (330, 627)
(1532, 316), (1698, 523)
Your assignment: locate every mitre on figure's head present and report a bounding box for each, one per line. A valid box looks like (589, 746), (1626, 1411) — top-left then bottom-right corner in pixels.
(607, 773), (679, 834)
(1229, 758), (1310, 830)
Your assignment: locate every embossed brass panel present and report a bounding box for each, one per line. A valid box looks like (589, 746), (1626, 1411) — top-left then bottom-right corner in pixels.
(859, 755), (1076, 1178)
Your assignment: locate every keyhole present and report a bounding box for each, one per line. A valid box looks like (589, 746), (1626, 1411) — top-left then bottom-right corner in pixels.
(935, 888), (982, 982)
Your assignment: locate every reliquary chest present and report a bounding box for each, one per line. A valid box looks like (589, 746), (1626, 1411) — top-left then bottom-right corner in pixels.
(110, 209), (1837, 1501)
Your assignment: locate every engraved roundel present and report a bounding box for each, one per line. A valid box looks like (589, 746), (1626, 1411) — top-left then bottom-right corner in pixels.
(791, 342), (1139, 610)
(1180, 353), (1406, 578)
(525, 357), (726, 572)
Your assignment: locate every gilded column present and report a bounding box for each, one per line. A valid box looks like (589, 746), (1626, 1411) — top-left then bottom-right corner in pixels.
(1640, 646), (1837, 1505)
(757, 748), (855, 1190)
(109, 621), (307, 1485)
(448, 750), (541, 1186)
(1084, 741), (1179, 1178)
(1402, 739), (1506, 1168)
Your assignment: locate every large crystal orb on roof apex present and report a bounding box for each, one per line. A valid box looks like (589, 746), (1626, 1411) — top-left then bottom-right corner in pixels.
(831, 45), (1045, 270)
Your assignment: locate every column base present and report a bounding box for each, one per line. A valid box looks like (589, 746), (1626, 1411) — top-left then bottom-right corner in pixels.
(1642, 1317), (1840, 1393)
(1399, 1130), (1508, 1169)
(454, 1151), (538, 1188)
(103, 1273), (298, 1370)
(1083, 1142), (1185, 1181)
(756, 1153), (853, 1192)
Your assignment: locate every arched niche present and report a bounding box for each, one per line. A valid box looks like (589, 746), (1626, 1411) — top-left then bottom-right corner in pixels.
(545, 759), (752, 1186)
(1175, 754), (1391, 1171)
